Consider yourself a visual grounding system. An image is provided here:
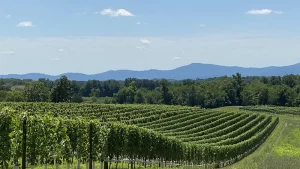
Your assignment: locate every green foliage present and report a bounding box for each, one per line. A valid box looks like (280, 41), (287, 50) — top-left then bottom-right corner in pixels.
(0, 108), (14, 166)
(134, 90), (146, 104)
(114, 86), (135, 104)
(71, 94), (83, 103)
(5, 89), (25, 102)
(4, 73), (300, 109)
(90, 88), (100, 98)
(51, 76), (72, 103)
(0, 91), (8, 101)
(160, 80), (173, 105)
(24, 81), (50, 102)
(241, 81), (268, 105)
(0, 103), (279, 167)
(241, 105), (300, 116)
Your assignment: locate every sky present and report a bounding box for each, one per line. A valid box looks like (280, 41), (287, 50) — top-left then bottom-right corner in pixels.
(1, 0), (300, 75)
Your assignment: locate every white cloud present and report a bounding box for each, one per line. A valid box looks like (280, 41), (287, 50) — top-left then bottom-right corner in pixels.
(16, 21), (33, 27)
(198, 24), (206, 27)
(136, 46), (146, 50)
(247, 9), (283, 15)
(0, 51), (15, 55)
(247, 9), (272, 15)
(140, 39), (150, 45)
(136, 22), (141, 25)
(100, 8), (135, 17)
(172, 57), (182, 60)
(5, 15), (11, 18)
(58, 49), (65, 52)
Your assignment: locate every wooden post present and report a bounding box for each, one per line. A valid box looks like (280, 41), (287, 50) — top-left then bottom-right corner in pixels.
(104, 161), (108, 169)
(89, 123), (93, 169)
(22, 117), (27, 169)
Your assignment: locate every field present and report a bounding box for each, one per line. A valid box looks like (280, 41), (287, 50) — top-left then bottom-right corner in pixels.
(215, 106), (300, 169)
(0, 103), (280, 169)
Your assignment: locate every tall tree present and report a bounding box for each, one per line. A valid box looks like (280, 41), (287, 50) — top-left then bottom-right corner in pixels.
(5, 89), (25, 102)
(24, 81), (50, 102)
(160, 80), (173, 105)
(187, 85), (197, 106)
(90, 88), (100, 102)
(134, 90), (146, 104)
(51, 76), (72, 102)
(232, 73), (244, 105)
(90, 88), (100, 97)
(282, 74), (296, 88)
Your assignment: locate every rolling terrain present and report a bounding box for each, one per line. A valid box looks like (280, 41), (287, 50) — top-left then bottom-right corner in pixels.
(0, 103), (278, 168)
(1, 62), (300, 81)
(215, 106), (300, 169)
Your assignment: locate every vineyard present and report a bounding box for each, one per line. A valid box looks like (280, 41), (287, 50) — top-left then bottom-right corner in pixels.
(240, 106), (300, 116)
(0, 103), (278, 169)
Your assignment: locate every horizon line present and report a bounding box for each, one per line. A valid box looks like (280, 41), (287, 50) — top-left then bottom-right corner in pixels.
(0, 62), (299, 76)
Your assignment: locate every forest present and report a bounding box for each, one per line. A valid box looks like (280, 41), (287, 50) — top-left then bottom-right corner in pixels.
(0, 73), (299, 108)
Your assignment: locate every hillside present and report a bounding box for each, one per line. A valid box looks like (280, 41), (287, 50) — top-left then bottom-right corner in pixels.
(1, 62), (300, 81)
(0, 103), (277, 168)
(212, 106), (300, 169)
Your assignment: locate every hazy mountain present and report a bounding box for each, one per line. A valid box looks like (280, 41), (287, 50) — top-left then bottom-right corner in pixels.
(1, 63), (300, 81)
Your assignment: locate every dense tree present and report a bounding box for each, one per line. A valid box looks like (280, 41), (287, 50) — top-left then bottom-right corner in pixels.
(3, 73), (300, 108)
(0, 91), (8, 101)
(160, 80), (173, 105)
(5, 89), (25, 102)
(232, 73), (244, 105)
(260, 76), (269, 84)
(24, 81), (50, 102)
(187, 85), (197, 106)
(38, 78), (54, 88)
(71, 94), (83, 103)
(71, 80), (81, 95)
(89, 88), (100, 102)
(134, 90), (146, 104)
(144, 89), (161, 104)
(51, 76), (73, 103)
(242, 82), (269, 106)
(269, 76), (282, 85)
(282, 74), (296, 88)
(114, 87), (135, 104)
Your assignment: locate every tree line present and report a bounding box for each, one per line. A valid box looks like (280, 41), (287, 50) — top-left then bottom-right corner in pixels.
(1, 73), (300, 108)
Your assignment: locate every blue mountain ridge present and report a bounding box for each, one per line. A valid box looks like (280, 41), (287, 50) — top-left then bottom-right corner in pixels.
(1, 63), (300, 81)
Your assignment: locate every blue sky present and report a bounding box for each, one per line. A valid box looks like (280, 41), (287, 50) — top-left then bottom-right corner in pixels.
(1, 0), (300, 75)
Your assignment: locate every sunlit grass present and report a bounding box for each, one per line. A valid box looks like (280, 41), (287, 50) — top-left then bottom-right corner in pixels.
(223, 107), (300, 169)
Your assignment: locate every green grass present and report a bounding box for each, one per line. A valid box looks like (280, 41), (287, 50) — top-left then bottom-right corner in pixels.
(214, 107), (300, 169)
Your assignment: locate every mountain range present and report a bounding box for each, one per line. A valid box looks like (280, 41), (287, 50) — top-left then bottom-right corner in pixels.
(1, 63), (300, 81)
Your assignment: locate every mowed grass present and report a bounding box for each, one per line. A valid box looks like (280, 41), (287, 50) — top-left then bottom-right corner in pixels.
(215, 106), (300, 169)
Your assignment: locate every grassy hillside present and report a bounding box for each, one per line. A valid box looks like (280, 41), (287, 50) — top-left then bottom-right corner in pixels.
(215, 106), (300, 169)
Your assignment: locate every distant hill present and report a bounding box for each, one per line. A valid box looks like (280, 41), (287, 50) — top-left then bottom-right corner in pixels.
(1, 63), (300, 81)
